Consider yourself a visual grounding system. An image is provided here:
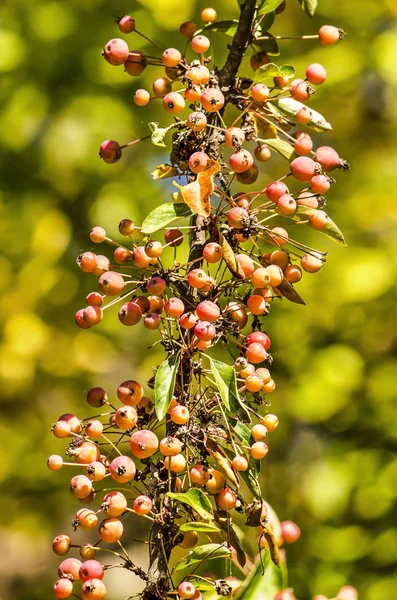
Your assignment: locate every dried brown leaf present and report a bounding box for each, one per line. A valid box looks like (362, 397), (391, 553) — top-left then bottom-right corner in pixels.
(173, 160), (220, 217)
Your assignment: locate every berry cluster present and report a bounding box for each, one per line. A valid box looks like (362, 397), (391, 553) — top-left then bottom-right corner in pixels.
(49, 4), (357, 600)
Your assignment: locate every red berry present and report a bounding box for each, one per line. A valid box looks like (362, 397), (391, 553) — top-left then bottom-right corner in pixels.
(236, 254), (254, 278)
(118, 219), (134, 236)
(203, 242), (223, 263)
(227, 206), (249, 229)
(277, 194), (297, 216)
(98, 271), (124, 296)
(216, 487), (237, 511)
(78, 252), (97, 273)
(255, 144), (271, 162)
(79, 560), (104, 582)
(187, 268), (208, 288)
(83, 305), (103, 326)
(90, 226), (106, 243)
(117, 380), (144, 406)
(188, 151), (209, 174)
(296, 107), (313, 125)
(144, 313), (162, 330)
(98, 518), (123, 544)
(229, 149), (254, 173)
(58, 558), (82, 580)
(133, 245), (151, 268)
(306, 63), (326, 85)
(130, 429), (159, 458)
(180, 21), (197, 39)
(134, 88), (150, 106)
(201, 8), (217, 23)
(124, 51), (146, 76)
(153, 77), (172, 97)
(103, 38), (129, 66)
(294, 132), (313, 156)
(54, 579), (73, 598)
(164, 297), (185, 317)
(246, 331), (271, 351)
(117, 16), (135, 34)
(319, 25), (341, 46)
(87, 387), (107, 408)
(52, 535), (71, 556)
(225, 127), (245, 149)
(191, 35), (210, 54)
(196, 300), (220, 322)
(251, 83), (269, 102)
(133, 495), (153, 515)
(201, 88), (225, 112)
(178, 581), (196, 599)
(187, 111), (207, 132)
(194, 321), (216, 341)
(311, 174), (330, 194)
(110, 455), (136, 483)
(86, 292), (103, 307)
(291, 80), (311, 102)
(180, 312), (198, 329)
(309, 209), (328, 230)
(163, 92), (185, 114)
(246, 342), (267, 364)
(81, 578), (107, 600)
(280, 521), (301, 544)
(165, 228), (183, 246)
(147, 277), (166, 295)
(290, 156), (317, 181)
(162, 48), (181, 68)
(314, 145), (341, 172)
(265, 181), (289, 202)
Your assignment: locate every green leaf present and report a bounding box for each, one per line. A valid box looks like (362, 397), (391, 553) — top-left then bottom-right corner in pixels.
(141, 202), (193, 234)
(189, 579), (216, 591)
(279, 64), (295, 78)
(258, 0), (285, 15)
(154, 354), (180, 420)
(148, 122), (169, 147)
(258, 138), (295, 160)
(208, 358), (250, 422)
(167, 489), (214, 521)
(179, 522), (220, 533)
(174, 543), (231, 572)
(300, 0), (318, 18)
(272, 98), (332, 132)
(235, 552), (283, 599)
(230, 418), (251, 446)
(293, 206), (346, 245)
(253, 33), (279, 56)
(200, 19), (239, 36)
(253, 62), (281, 83)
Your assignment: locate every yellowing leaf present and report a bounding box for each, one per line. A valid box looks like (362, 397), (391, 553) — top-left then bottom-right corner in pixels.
(152, 164), (179, 180)
(205, 437), (240, 488)
(219, 233), (246, 279)
(253, 115), (278, 139)
(173, 160), (220, 217)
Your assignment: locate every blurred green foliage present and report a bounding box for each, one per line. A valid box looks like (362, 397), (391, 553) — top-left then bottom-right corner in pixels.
(0, 0), (396, 598)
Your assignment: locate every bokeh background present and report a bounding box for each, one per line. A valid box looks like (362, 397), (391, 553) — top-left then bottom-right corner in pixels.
(1, 0), (397, 598)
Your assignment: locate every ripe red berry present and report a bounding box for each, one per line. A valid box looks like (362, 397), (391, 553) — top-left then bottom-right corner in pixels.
(229, 149), (254, 173)
(247, 295), (267, 316)
(110, 455), (136, 483)
(180, 312), (198, 329)
(165, 228), (183, 246)
(236, 254), (254, 278)
(187, 268), (208, 288)
(203, 242), (223, 263)
(285, 264), (302, 283)
(296, 107), (313, 125)
(290, 156), (317, 181)
(201, 8), (217, 23)
(194, 321), (216, 341)
(196, 300), (220, 322)
(134, 88), (150, 106)
(225, 127), (245, 149)
(314, 146), (341, 172)
(117, 380), (144, 406)
(162, 48), (182, 68)
(309, 209), (328, 230)
(336, 586), (358, 600)
(147, 277), (166, 295)
(87, 387), (107, 408)
(291, 80), (312, 102)
(251, 83), (269, 102)
(201, 88), (225, 112)
(255, 144), (271, 162)
(294, 132), (313, 156)
(187, 111), (207, 132)
(164, 297), (185, 317)
(130, 429), (159, 458)
(79, 560), (104, 583)
(301, 252), (323, 273)
(178, 581), (197, 599)
(124, 51), (146, 76)
(118, 302), (142, 326)
(232, 455), (249, 472)
(265, 181), (289, 202)
(319, 25), (341, 46)
(250, 52), (270, 71)
(306, 63), (326, 85)
(145, 240), (163, 258)
(102, 491), (127, 517)
(133, 495), (153, 515)
(191, 35), (210, 54)
(53, 535), (71, 556)
(81, 578), (107, 600)
(115, 406), (138, 429)
(261, 413), (279, 431)
(133, 245), (151, 268)
(246, 331), (271, 351)
(118, 219), (134, 236)
(246, 342), (267, 364)
(159, 436), (182, 456)
(86, 292), (103, 307)
(98, 271), (124, 295)
(90, 226), (106, 243)
(54, 579), (73, 599)
(170, 405), (190, 425)
(98, 518), (123, 544)
(216, 487), (237, 511)
(227, 206), (249, 229)
(144, 313), (162, 330)
(78, 252), (97, 273)
(188, 151), (209, 174)
(280, 521), (301, 544)
(164, 453), (186, 472)
(297, 191), (319, 209)
(83, 305), (103, 326)
(58, 558), (82, 580)
(103, 38), (129, 66)
(48, 455), (63, 471)
(163, 92), (185, 114)
(250, 441), (269, 459)
(117, 16), (135, 34)
(309, 173), (329, 194)
(277, 194), (297, 216)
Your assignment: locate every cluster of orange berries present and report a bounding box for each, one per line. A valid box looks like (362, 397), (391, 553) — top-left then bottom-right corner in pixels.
(49, 377), (283, 599)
